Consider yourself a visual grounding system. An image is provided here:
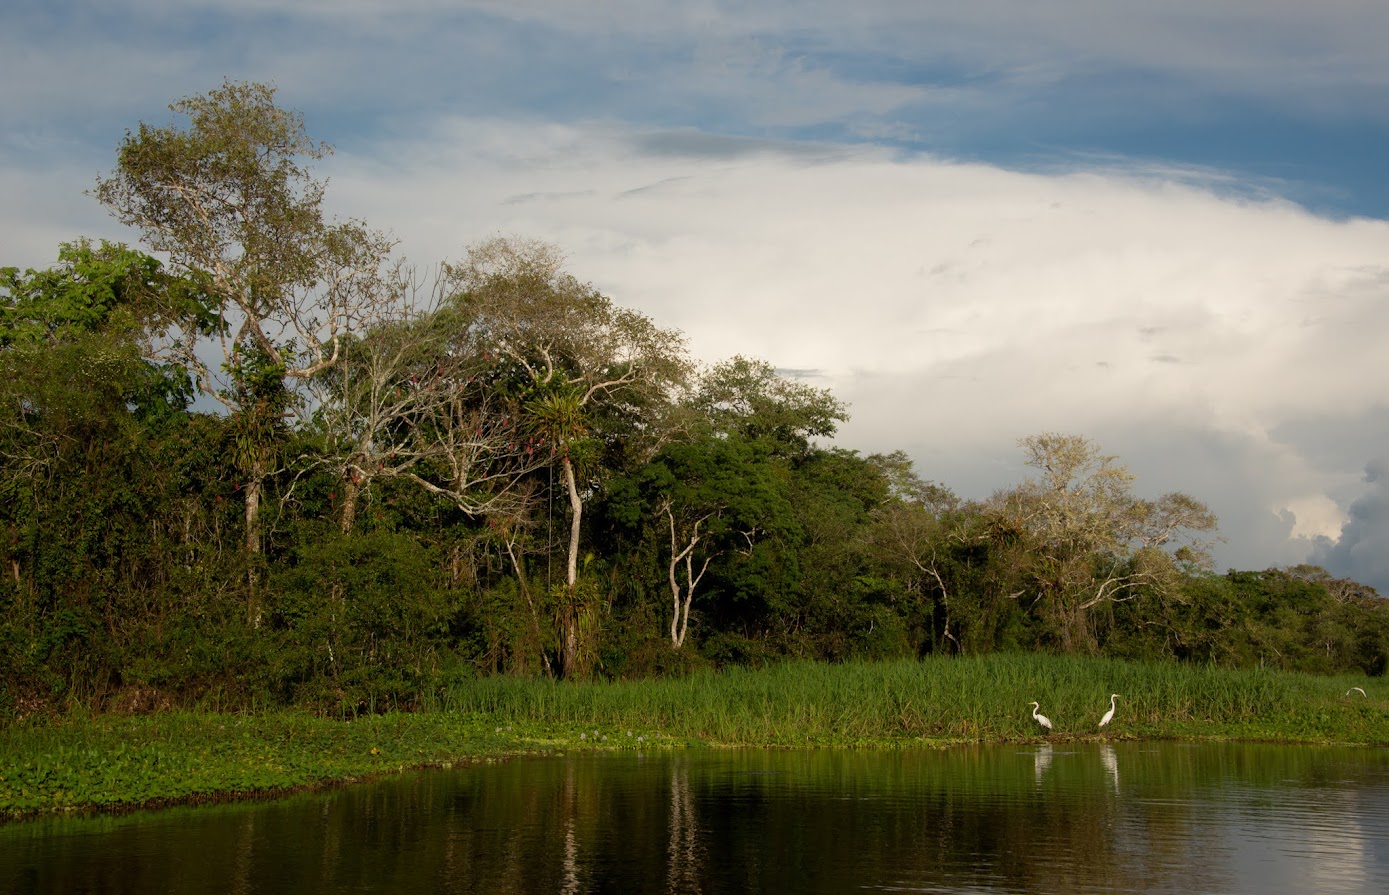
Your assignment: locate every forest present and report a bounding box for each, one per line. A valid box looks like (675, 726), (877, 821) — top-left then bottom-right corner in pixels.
(2, 81), (1385, 722)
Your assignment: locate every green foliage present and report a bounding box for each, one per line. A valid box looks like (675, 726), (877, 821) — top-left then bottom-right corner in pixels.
(1, 239), (213, 349)
(267, 529), (457, 715)
(1104, 568), (1389, 677)
(693, 355), (847, 454)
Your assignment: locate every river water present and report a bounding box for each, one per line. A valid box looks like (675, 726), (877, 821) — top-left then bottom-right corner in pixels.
(3, 742), (1389, 894)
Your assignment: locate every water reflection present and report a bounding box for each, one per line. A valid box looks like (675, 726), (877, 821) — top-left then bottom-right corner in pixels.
(1032, 744), (1052, 785)
(3, 743), (1388, 894)
(667, 756), (703, 895)
(1101, 744), (1120, 793)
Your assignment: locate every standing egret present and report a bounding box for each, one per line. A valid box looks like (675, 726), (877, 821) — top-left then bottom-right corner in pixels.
(1029, 701), (1053, 732)
(1098, 693), (1120, 728)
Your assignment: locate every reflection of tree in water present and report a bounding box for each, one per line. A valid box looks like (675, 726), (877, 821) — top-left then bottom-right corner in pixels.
(667, 756), (704, 895)
(562, 763), (581, 895)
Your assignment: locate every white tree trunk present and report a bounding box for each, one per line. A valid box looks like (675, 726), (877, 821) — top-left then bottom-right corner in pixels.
(562, 456), (582, 589)
(666, 504), (712, 649)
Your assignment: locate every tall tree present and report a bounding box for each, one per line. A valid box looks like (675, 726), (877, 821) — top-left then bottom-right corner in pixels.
(0, 241), (205, 633)
(991, 433), (1219, 652)
(94, 80), (395, 560)
(606, 436), (794, 650)
(693, 355), (846, 455)
(444, 237), (692, 676)
(866, 451), (976, 653)
(309, 272), (544, 534)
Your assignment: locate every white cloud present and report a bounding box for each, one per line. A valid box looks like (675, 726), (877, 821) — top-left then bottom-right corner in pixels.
(1312, 457), (1389, 594)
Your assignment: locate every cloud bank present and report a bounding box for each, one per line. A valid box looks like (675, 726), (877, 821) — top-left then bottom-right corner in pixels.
(315, 119), (1389, 586)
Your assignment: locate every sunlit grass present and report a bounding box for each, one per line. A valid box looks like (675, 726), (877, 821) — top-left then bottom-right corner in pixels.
(433, 654), (1387, 745)
(4, 655), (1385, 821)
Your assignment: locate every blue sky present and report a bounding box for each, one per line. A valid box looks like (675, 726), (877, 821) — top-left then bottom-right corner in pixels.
(4, 1), (1389, 591)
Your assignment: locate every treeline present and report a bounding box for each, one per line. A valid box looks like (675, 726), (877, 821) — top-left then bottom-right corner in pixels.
(2, 82), (1385, 720)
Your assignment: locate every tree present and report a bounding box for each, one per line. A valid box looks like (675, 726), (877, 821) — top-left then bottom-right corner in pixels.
(0, 242), (215, 697)
(607, 437), (794, 650)
(693, 355), (846, 455)
(443, 237), (692, 677)
(866, 451), (978, 653)
(94, 80), (396, 558)
(991, 433), (1219, 652)
(309, 273), (545, 534)
(0, 240), (204, 503)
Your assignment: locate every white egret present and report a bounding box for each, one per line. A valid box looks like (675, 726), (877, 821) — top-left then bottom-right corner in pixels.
(1028, 701), (1053, 732)
(1347, 687), (1367, 697)
(1098, 693), (1120, 728)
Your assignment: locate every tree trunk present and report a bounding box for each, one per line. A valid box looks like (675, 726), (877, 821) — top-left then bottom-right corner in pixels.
(561, 456), (582, 588)
(559, 456), (583, 678)
(560, 604), (580, 681)
(340, 474), (359, 534)
(244, 473), (262, 626)
(244, 475), (261, 555)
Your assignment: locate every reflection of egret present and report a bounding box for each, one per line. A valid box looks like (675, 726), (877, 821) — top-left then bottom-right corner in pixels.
(1347, 687), (1367, 697)
(1100, 744), (1120, 792)
(1029, 701), (1053, 732)
(1098, 693), (1120, 728)
(1033, 743), (1053, 784)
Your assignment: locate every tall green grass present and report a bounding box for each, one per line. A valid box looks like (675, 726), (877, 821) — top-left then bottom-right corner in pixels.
(432, 654), (1387, 746)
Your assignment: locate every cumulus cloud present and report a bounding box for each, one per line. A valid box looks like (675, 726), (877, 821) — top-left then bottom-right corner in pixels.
(1312, 458), (1389, 595)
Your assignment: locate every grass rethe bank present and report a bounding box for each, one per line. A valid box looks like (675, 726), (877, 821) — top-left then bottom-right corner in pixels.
(4, 655), (1386, 822)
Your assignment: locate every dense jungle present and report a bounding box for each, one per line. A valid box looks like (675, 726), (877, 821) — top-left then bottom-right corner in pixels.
(3, 81), (1385, 724)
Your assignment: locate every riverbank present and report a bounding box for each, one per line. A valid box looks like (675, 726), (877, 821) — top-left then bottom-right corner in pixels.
(4, 655), (1385, 822)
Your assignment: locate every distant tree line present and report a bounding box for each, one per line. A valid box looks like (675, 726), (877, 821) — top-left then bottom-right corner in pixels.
(2, 82), (1385, 719)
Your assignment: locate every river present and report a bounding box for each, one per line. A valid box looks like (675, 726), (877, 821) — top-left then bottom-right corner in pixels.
(3, 742), (1389, 894)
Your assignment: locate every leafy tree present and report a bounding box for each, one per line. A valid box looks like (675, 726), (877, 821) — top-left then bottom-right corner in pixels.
(780, 447), (898, 659)
(443, 237), (692, 677)
(865, 451), (986, 653)
(605, 436), (795, 649)
(0, 242), (227, 712)
(990, 433), (1219, 653)
(693, 355), (846, 455)
(94, 80), (396, 556)
(0, 241), (205, 538)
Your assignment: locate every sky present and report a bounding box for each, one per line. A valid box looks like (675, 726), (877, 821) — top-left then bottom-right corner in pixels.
(3, 1), (1388, 591)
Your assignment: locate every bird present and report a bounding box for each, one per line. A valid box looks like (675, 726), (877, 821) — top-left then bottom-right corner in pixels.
(1098, 693), (1120, 728)
(1347, 687), (1367, 697)
(1029, 701), (1053, 732)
